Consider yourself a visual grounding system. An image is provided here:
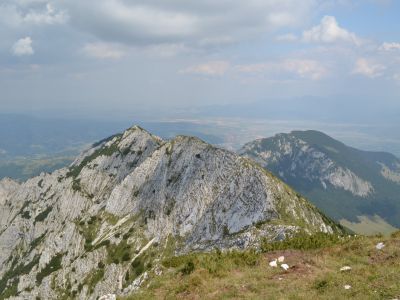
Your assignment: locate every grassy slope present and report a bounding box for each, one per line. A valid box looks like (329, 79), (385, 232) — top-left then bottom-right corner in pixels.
(340, 215), (398, 236)
(122, 232), (400, 300)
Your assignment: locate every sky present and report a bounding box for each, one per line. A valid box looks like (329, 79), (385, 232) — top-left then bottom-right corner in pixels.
(0, 0), (399, 123)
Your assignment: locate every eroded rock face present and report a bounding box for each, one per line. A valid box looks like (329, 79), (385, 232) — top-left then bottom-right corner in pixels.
(0, 126), (339, 299)
(378, 162), (400, 184)
(240, 133), (374, 197)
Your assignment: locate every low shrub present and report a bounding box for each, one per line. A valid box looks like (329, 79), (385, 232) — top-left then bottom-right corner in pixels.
(34, 206), (53, 223)
(162, 249), (260, 277)
(181, 261), (195, 275)
(85, 269), (105, 294)
(260, 232), (344, 252)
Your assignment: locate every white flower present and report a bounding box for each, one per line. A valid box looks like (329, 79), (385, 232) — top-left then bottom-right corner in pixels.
(376, 242), (385, 250)
(281, 263), (289, 271)
(344, 285), (351, 290)
(340, 266), (352, 272)
(269, 260), (278, 267)
(99, 294), (116, 300)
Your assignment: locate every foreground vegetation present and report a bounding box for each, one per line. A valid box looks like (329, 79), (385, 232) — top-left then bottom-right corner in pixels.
(122, 232), (400, 299)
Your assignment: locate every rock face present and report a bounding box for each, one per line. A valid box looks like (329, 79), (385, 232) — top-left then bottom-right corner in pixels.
(0, 126), (339, 300)
(239, 130), (400, 229)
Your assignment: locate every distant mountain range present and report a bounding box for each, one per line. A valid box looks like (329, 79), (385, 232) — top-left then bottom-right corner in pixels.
(240, 130), (400, 235)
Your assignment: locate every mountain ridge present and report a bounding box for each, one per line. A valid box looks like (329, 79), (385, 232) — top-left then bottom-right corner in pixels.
(0, 125), (340, 299)
(239, 130), (400, 234)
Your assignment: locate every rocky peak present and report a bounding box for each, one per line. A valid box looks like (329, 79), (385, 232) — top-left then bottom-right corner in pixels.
(0, 178), (20, 201)
(240, 132), (374, 197)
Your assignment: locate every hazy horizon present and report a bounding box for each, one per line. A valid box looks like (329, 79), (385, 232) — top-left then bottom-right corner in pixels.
(1, 1), (399, 156)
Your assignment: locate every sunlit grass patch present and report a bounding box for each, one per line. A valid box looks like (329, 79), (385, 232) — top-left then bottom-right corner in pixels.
(121, 231), (400, 300)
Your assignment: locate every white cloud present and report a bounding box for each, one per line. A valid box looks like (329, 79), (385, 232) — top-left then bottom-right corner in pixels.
(0, 2), (68, 27)
(82, 42), (126, 59)
(61, 0), (318, 47)
(236, 59), (327, 80)
(235, 63), (273, 73)
(142, 43), (189, 58)
(180, 61), (230, 76)
(12, 37), (34, 56)
(379, 42), (400, 51)
(23, 3), (68, 25)
(283, 59), (327, 79)
(14, 0), (49, 6)
(303, 16), (360, 45)
(352, 58), (385, 78)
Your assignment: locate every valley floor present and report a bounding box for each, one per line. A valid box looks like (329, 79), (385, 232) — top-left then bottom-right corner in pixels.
(122, 232), (400, 300)
(340, 215), (398, 237)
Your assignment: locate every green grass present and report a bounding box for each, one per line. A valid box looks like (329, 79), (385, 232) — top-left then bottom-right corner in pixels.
(260, 232), (348, 252)
(162, 249), (260, 278)
(123, 255), (146, 287)
(0, 255), (41, 299)
(77, 216), (102, 252)
(106, 239), (133, 265)
(29, 232), (47, 252)
(121, 232), (400, 300)
(36, 253), (63, 284)
(21, 210), (31, 219)
(84, 268), (105, 294)
(34, 206), (53, 224)
(66, 134), (122, 179)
